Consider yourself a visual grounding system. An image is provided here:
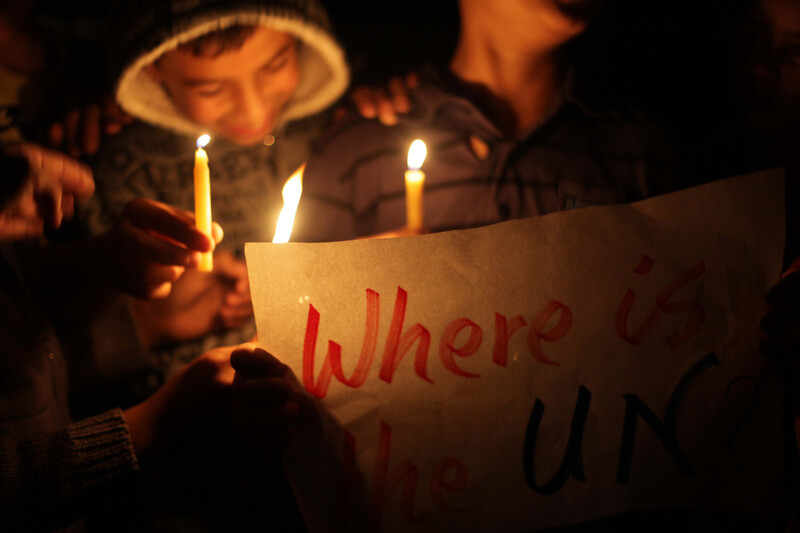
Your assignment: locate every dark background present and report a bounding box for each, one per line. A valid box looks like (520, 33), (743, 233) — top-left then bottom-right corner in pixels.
(40, 0), (740, 116)
(321, 0), (738, 118)
(37, 0), (758, 183)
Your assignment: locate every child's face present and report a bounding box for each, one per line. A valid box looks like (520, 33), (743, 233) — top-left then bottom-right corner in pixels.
(149, 26), (300, 146)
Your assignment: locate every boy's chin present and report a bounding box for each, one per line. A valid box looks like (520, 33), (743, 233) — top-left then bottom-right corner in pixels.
(212, 122), (276, 146)
(219, 131), (271, 147)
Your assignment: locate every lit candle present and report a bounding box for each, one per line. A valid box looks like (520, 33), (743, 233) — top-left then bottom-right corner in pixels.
(273, 164), (305, 243)
(405, 139), (427, 231)
(194, 134), (213, 271)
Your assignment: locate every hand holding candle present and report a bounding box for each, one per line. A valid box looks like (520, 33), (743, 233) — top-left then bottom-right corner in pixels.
(194, 134), (213, 271)
(405, 139), (426, 231)
(103, 198), (222, 300)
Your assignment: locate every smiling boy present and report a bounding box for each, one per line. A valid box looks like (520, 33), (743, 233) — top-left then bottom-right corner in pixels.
(85, 0), (349, 376)
(92, 0), (348, 245)
(75, 1), (348, 529)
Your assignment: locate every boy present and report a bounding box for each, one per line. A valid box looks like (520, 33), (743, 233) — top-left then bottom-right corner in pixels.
(87, 0), (350, 373)
(80, 2), (352, 528)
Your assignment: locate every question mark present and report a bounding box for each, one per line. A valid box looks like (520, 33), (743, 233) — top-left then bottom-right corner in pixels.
(724, 375), (760, 474)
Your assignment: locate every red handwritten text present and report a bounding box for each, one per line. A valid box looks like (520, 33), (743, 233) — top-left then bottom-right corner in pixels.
(615, 255), (706, 348)
(303, 286), (573, 398)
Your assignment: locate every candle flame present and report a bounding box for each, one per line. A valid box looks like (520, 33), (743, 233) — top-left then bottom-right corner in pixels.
(197, 134), (211, 149)
(407, 139), (426, 170)
(272, 164), (305, 243)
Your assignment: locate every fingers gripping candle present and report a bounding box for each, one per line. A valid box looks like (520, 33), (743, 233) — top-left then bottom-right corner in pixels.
(405, 139), (427, 231)
(194, 134), (213, 271)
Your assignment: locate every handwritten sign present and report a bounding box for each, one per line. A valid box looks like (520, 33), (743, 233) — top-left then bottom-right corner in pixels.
(246, 170), (786, 532)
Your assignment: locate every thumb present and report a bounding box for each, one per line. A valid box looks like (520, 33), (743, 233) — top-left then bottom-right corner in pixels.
(230, 344), (287, 378)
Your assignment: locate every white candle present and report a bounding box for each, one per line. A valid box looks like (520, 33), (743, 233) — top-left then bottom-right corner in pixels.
(194, 134), (213, 271)
(405, 139), (427, 231)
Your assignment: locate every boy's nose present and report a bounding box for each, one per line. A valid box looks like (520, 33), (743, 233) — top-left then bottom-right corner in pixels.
(234, 82), (269, 127)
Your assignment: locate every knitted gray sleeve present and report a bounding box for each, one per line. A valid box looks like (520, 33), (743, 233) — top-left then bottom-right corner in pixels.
(0, 408), (139, 530)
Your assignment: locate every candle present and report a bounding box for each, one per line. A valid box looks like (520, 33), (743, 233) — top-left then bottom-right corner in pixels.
(273, 164), (305, 244)
(194, 134), (213, 271)
(405, 139), (427, 231)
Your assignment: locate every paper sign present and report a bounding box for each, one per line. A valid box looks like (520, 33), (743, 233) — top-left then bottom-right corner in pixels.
(246, 170), (786, 532)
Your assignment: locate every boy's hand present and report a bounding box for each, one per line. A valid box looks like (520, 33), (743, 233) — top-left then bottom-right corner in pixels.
(231, 344), (299, 451)
(133, 250), (253, 347)
(124, 344), (236, 462)
(760, 257), (800, 408)
(344, 72), (419, 126)
(0, 143), (94, 240)
(49, 95), (134, 157)
(102, 197), (223, 299)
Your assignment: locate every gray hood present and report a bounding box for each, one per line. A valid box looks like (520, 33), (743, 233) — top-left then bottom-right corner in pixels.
(111, 0), (349, 137)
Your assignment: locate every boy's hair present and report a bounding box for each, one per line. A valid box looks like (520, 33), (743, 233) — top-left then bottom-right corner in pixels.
(178, 24), (258, 57)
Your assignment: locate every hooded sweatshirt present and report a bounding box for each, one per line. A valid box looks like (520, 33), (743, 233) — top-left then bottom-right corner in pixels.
(90, 0), (348, 244)
(84, 0), (349, 377)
